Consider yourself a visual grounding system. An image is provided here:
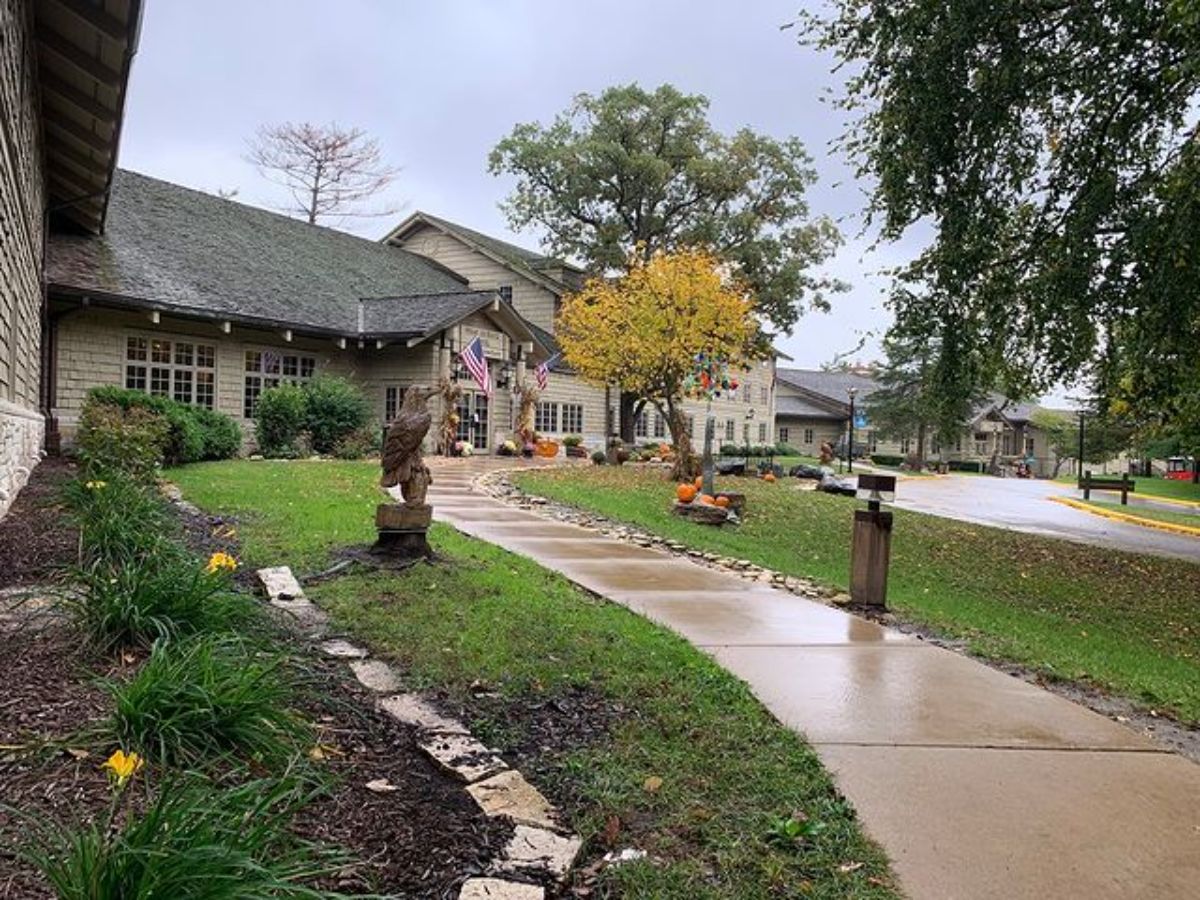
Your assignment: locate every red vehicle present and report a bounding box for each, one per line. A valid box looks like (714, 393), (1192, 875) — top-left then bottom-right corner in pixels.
(1165, 456), (1195, 481)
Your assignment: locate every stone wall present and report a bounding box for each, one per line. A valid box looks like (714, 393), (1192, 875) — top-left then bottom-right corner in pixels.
(0, 0), (46, 516)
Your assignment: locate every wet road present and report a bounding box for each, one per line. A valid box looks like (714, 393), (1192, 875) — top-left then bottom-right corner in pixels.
(889, 475), (1200, 562)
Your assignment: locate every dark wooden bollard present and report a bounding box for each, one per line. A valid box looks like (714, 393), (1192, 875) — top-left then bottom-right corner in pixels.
(850, 508), (893, 607)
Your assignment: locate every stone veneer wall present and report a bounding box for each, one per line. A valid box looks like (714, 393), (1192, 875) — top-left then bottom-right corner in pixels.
(0, 0), (46, 516)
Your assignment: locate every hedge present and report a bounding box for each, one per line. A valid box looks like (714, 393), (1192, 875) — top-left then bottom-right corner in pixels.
(83, 387), (242, 466)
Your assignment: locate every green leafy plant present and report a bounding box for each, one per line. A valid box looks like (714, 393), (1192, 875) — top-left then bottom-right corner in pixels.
(16, 770), (340, 899)
(302, 375), (371, 454)
(590, 450), (606, 465)
(562, 434), (583, 448)
(331, 423), (380, 460)
(254, 383), (308, 457)
(83, 387), (241, 465)
(76, 402), (169, 480)
(67, 554), (257, 653)
(765, 812), (828, 850)
(106, 634), (307, 766)
(63, 473), (177, 567)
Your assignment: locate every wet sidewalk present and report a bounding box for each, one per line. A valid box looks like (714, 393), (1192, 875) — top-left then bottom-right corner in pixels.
(425, 461), (1200, 899)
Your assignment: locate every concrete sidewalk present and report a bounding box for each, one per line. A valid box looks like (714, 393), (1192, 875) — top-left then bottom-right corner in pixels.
(425, 462), (1200, 899)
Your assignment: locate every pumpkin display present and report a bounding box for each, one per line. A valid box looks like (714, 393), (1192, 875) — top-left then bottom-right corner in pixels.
(698, 493), (715, 505)
(714, 495), (731, 508)
(676, 483), (698, 503)
(694, 475), (703, 489)
(534, 439), (560, 458)
(763, 472), (777, 483)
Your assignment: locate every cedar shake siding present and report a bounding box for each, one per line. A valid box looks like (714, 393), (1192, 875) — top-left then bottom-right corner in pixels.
(0, 0), (45, 515)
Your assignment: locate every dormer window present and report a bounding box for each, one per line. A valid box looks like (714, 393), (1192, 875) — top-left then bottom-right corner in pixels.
(498, 285), (513, 304)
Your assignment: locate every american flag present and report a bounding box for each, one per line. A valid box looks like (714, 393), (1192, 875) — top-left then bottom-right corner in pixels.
(535, 353), (560, 391)
(459, 336), (491, 395)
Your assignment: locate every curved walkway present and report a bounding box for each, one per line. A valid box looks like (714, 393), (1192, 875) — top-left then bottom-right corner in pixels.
(425, 459), (1200, 900)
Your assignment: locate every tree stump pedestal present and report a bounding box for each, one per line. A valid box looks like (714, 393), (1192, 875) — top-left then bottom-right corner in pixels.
(373, 503), (433, 559)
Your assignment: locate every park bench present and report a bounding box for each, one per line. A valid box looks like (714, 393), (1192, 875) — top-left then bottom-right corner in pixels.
(1078, 471), (1135, 505)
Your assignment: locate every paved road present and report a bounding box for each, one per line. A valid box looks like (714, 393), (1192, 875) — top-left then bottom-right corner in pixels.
(889, 474), (1200, 561)
(424, 459), (1200, 900)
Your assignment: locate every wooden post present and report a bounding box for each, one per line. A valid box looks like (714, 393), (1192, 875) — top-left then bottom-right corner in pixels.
(850, 509), (893, 608)
(1120, 473), (1129, 505)
(1083, 470), (1092, 500)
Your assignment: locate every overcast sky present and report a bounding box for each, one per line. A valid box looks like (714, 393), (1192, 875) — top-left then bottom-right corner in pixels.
(118, 1), (914, 372)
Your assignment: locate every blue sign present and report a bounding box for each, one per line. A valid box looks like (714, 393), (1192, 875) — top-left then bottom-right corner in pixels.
(853, 412), (869, 429)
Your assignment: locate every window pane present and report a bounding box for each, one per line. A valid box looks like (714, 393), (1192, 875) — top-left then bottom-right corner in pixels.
(151, 339), (172, 363)
(283, 355), (298, 377)
(127, 337), (147, 361)
(245, 351), (261, 372)
(197, 371), (215, 409)
(244, 375), (261, 418)
(125, 365), (146, 390)
(173, 369), (193, 404)
(197, 344), (215, 368)
(262, 352), (281, 375)
(174, 342), (194, 366)
(300, 357), (315, 378)
(150, 367), (170, 396)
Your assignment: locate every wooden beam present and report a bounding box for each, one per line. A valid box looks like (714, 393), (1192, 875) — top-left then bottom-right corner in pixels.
(40, 70), (115, 123)
(46, 168), (104, 205)
(37, 28), (124, 86)
(45, 0), (130, 44)
(45, 134), (99, 176)
(45, 115), (110, 154)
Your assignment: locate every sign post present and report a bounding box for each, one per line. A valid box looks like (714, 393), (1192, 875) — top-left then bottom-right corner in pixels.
(850, 473), (896, 608)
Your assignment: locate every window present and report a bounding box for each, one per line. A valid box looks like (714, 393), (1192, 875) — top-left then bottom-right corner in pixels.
(243, 349), (315, 418)
(725, 420), (735, 442)
(743, 384), (752, 403)
(561, 403), (583, 434)
(653, 413), (666, 439)
(803, 428), (814, 444)
(535, 401), (559, 433)
(686, 415), (695, 440)
(931, 435), (941, 454)
(1002, 432), (1014, 455)
(779, 426), (790, 443)
(760, 385), (768, 405)
(1024, 436), (1035, 456)
(456, 392), (489, 448)
(758, 422), (767, 442)
(384, 386), (406, 423)
(901, 437), (912, 454)
(498, 285), (513, 304)
(635, 409), (648, 438)
(126, 335), (217, 409)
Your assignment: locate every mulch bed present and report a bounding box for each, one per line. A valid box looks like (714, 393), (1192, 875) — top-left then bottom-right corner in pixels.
(0, 458), (79, 590)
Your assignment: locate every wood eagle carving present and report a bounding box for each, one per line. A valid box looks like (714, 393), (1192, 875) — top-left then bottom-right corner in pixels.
(381, 386), (434, 506)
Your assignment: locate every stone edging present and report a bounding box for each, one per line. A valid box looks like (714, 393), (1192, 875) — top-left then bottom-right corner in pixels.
(256, 565), (582, 900)
(474, 468), (851, 606)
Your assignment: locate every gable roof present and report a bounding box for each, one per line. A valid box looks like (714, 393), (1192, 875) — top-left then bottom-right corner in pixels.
(46, 169), (498, 337)
(383, 211), (583, 295)
(777, 368), (880, 403)
(775, 394), (848, 421)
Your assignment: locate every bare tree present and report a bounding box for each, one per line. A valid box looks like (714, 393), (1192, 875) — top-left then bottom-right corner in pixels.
(246, 122), (400, 225)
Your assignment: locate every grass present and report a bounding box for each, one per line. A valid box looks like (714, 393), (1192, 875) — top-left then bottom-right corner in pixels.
(1083, 499), (1200, 530)
(169, 460), (899, 899)
(514, 466), (1200, 723)
(106, 634), (308, 767)
(1057, 473), (1200, 503)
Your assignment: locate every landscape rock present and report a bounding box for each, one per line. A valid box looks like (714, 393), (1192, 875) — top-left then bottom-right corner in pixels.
(459, 878), (545, 900)
(349, 659), (402, 693)
(492, 825), (582, 882)
(378, 693), (469, 735)
(419, 732), (507, 783)
(467, 769), (559, 829)
(257, 566), (304, 601)
(319, 638), (368, 659)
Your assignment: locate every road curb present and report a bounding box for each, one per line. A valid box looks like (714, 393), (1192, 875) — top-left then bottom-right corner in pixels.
(1048, 496), (1200, 537)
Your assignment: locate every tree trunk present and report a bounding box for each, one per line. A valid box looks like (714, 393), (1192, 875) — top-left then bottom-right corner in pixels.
(665, 398), (700, 481)
(618, 391), (638, 444)
(916, 421), (927, 469)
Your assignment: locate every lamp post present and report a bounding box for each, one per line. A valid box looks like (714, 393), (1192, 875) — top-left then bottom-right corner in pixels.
(1077, 410), (1086, 477)
(847, 387), (858, 473)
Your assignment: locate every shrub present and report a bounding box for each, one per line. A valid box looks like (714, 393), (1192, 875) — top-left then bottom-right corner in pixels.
(106, 634), (306, 766)
(254, 383), (308, 457)
(775, 442), (799, 456)
(63, 472), (177, 566)
(67, 553), (258, 652)
(302, 375), (371, 454)
(331, 423), (380, 459)
(17, 774), (342, 899)
(82, 387), (240, 465)
(591, 450), (606, 465)
(562, 434), (583, 448)
(76, 402), (168, 480)
(870, 454), (905, 467)
(719, 443), (742, 455)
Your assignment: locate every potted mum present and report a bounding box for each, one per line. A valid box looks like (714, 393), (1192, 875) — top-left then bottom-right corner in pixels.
(562, 435), (588, 459)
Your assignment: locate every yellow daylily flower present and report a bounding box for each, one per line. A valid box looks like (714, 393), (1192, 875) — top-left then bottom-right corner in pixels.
(205, 551), (238, 573)
(102, 749), (144, 786)
(84, 480), (107, 490)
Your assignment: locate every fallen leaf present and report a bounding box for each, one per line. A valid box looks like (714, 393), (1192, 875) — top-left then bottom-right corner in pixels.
(839, 861), (864, 874)
(365, 778), (399, 793)
(65, 748), (91, 760)
(602, 814), (621, 845)
(643, 775), (663, 793)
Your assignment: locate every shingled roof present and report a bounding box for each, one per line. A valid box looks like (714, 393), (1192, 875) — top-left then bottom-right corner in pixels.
(46, 170), (476, 335)
(776, 368), (880, 403)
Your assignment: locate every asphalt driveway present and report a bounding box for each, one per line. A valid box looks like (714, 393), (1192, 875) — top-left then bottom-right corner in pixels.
(888, 474), (1200, 562)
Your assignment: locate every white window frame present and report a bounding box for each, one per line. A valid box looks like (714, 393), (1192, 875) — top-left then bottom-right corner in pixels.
(535, 401), (559, 434)
(125, 334), (218, 409)
(758, 422), (767, 443)
(561, 402), (583, 434)
(243, 347), (316, 419)
(803, 427), (814, 444)
(779, 426), (790, 443)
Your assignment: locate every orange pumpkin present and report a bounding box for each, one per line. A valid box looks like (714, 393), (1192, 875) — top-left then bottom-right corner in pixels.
(694, 475), (703, 489)
(763, 472), (777, 483)
(676, 483), (698, 503)
(714, 495), (731, 508)
(698, 493), (715, 505)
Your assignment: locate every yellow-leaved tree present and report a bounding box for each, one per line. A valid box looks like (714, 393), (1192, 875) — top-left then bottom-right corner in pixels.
(558, 248), (758, 479)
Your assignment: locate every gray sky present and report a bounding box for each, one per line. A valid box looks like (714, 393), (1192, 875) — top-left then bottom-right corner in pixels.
(118, 0), (911, 371)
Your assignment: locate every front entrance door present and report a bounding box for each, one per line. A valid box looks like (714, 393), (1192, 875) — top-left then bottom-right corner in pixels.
(456, 391), (489, 450)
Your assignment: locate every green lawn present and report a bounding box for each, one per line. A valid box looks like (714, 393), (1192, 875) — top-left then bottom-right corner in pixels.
(514, 466), (1200, 724)
(1084, 499), (1200, 530)
(168, 460), (899, 900)
(1057, 473), (1200, 504)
